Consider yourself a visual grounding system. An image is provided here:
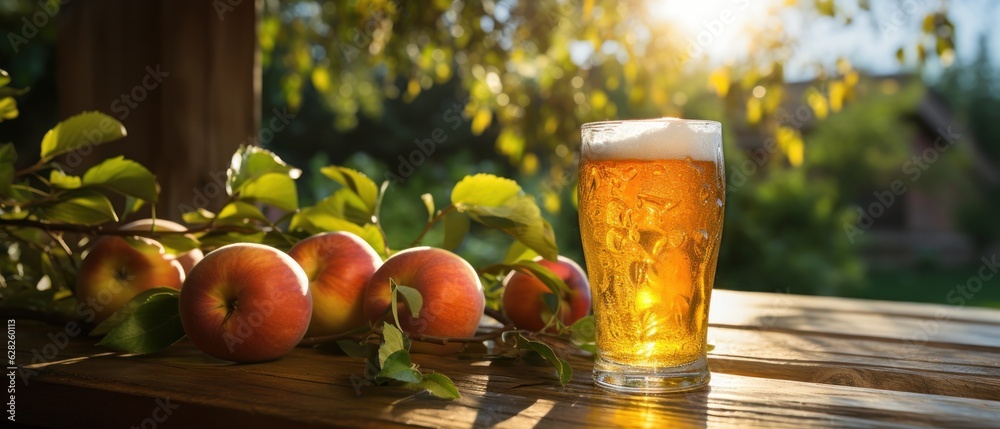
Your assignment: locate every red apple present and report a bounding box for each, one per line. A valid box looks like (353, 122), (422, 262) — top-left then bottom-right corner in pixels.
(179, 243), (312, 362)
(120, 218), (204, 274)
(75, 236), (185, 324)
(288, 232), (382, 337)
(502, 255), (591, 331)
(363, 247), (484, 354)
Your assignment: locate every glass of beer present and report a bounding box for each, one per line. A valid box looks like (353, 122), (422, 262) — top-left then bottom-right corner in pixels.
(578, 118), (725, 393)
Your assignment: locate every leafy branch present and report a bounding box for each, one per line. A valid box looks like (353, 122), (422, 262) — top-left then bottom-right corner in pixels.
(2, 68), (579, 402)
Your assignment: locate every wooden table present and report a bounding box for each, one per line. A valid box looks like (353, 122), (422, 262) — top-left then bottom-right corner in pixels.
(13, 290), (1000, 428)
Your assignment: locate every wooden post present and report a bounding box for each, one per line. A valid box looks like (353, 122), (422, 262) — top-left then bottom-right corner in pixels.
(57, 0), (259, 220)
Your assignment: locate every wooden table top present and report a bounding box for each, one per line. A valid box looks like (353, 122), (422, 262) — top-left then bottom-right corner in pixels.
(13, 289), (1000, 428)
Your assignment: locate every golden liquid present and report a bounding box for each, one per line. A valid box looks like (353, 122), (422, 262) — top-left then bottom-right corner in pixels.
(578, 158), (724, 367)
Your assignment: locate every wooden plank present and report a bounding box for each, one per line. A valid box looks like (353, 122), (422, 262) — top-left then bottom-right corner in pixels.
(710, 289), (1000, 348)
(13, 319), (1000, 429)
(57, 0), (258, 221)
(205, 0), (260, 176)
(707, 327), (1000, 400)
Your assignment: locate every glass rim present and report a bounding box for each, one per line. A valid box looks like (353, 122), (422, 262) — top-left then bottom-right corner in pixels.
(581, 117), (721, 131)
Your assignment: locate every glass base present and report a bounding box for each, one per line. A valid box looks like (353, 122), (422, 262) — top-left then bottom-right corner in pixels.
(593, 355), (710, 393)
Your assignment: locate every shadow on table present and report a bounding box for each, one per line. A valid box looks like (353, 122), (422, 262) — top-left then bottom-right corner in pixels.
(478, 360), (710, 428)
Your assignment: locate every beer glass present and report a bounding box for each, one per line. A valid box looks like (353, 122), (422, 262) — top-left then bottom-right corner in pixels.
(578, 118), (725, 393)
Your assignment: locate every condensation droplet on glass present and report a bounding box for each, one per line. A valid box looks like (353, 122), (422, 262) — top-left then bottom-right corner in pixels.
(606, 199), (626, 227)
(668, 227), (686, 248)
(685, 156), (705, 174)
(716, 198), (724, 208)
(629, 260), (648, 285)
(623, 167), (638, 181)
(637, 193), (675, 212)
(606, 228), (626, 252)
(700, 183), (711, 204)
(620, 208), (634, 227)
(627, 226), (641, 244)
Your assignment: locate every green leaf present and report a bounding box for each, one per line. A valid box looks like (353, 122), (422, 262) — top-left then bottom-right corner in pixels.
(82, 156), (158, 202)
(227, 145), (301, 195)
(404, 372), (460, 400)
(541, 292), (559, 314)
(320, 165), (378, 216)
(570, 315), (596, 353)
(40, 112), (126, 160)
(335, 339), (373, 359)
(37, 189), (118, 225)
(377, 350), (423, 383)
(197, 231), (265, 249)
(182, 208), (216, 226)
(451, 174), (558, 260)
(90, 287), (180, 336)
(95, 290), (185, 354)
(378, 322), (407, 367)
(389, 279), (403, 328)
(237, 173), (298, 211)
(319, 188), (373, 225)
(225, 146), (300, 211)
(451, 173), (522, 207)
(216, 201), (269, 224)
(570, 315), (595, 344)
(506, 332), (573, 386)
(442, 211), (469, 250)
(503, 239), (539, 264)
(420, 193), (435, 222)
(0, 143), (17, 196)
(155, 233), (201, 255)
(121, 195), (145, 217)
(290, 210), (386, 257)
(39, 253), (67, 295)
(394, 285), (423, 319)
(0, 96), (18, 122)
(48, 170), (82, 189)
(0, 83), (28, 99)
(512, 260), (571, 295)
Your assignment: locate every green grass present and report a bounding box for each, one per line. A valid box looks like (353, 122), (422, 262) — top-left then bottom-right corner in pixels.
(845, 266), (1000, 310)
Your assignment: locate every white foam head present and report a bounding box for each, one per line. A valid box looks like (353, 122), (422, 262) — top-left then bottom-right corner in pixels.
(581, 118), (721, 161)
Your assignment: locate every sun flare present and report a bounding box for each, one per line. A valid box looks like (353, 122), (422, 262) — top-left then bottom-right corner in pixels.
(646, 0), (780, 61)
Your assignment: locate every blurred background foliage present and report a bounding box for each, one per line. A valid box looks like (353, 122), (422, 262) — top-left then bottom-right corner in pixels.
(3, 0), (999, 307)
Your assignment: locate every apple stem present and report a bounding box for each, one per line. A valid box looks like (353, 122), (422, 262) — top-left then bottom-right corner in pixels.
(407, 204), (455, 247)
(221, 299), (239, 324)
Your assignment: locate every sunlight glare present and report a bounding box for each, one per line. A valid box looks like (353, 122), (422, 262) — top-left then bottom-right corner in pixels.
(647, 0), (780, 62)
